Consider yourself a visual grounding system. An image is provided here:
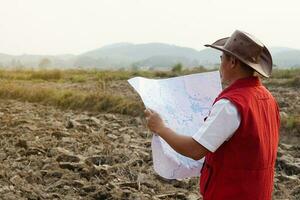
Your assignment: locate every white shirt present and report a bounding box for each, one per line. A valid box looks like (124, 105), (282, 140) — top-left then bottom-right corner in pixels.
(192, 99), (241, 152)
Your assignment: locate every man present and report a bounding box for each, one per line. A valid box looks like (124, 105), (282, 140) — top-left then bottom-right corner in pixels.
(144, 30), (280, 200)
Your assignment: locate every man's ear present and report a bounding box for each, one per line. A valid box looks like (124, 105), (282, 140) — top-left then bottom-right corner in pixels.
(230, 56), (237, 68)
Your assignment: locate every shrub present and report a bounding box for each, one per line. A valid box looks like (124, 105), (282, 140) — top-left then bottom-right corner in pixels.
(171, 63), (183, 73)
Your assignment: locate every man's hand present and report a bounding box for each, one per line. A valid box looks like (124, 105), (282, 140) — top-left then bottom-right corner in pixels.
(144, 108), (209, 160)
(144, 108), (166, 134)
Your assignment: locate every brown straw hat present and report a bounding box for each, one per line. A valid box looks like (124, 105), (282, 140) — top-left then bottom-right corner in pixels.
(205, 30), (273, 78)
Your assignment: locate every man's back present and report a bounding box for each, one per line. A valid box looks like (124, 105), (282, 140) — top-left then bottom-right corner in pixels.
(200, 76), (280, 200)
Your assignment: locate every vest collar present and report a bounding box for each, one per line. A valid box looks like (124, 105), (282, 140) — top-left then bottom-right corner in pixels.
(229, 76), (261, 88)
(219, 76), (261, 97)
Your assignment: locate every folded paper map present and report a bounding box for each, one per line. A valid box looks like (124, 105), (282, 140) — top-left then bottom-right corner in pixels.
(128, 71), (222, 179)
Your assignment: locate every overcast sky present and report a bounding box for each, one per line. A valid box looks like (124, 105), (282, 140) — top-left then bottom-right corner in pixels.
(0, 0), (299, 55)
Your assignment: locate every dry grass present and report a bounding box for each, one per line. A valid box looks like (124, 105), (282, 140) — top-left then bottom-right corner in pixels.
(281, 115), (300, 130)
(265, 68), (300, 87)
(0, 68), (190, 116)
(0, 67), (209, 82)
(0, 81), (143, 116)
(0, 67), (298, 116)
(271, 68), (300, 79)
(0, 68), (153, 82)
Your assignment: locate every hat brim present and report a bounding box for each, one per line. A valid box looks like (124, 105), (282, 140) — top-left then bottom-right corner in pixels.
(205, 38), (272, 78)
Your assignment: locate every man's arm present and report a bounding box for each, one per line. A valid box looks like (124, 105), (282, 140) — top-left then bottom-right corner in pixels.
(145, 109), (209, 160)
(144, 99), (241, 160)
(157, 126), (210, 160)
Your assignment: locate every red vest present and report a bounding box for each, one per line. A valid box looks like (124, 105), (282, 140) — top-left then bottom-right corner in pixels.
(200, 76), (280, 200)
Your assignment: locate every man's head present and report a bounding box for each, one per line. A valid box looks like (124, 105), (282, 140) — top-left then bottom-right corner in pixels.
(205, 30), (273, 83)
(219, 52), (255, 84)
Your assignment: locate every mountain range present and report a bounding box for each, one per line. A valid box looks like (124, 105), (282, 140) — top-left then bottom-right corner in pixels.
(0, 43), (299, 69)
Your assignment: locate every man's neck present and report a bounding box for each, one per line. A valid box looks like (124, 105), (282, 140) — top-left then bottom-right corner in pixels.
(227, 73), (255, 85)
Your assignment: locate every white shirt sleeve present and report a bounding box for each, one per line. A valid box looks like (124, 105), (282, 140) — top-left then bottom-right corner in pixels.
(192, 99), (241, 152)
